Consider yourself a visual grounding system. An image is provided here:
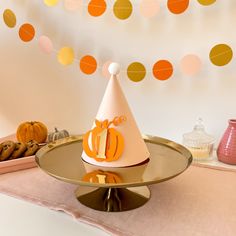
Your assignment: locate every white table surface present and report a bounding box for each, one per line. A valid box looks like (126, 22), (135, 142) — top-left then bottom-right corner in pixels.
(192, 151), (236, 170)
(0, 193), (110, 236)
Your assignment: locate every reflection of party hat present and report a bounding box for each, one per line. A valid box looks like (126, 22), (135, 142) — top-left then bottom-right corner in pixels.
(82, 63), (150, 167)
(82, 160), (149, 183)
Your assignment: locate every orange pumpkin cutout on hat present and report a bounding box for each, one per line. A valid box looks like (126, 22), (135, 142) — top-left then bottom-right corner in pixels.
(83, 116), (126, 162)
(82, 170), (122, 184)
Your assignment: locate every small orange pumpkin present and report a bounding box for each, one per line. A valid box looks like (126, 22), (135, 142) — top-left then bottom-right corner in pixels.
(16, 121), (48, 143)
(82, 170), (122, 184)
(83, 116), (126, 162)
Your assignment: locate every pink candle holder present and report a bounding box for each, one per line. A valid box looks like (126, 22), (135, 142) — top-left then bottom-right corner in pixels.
(217, 119), (236, 165)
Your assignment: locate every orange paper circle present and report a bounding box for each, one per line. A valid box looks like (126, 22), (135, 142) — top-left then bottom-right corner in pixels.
(153, 60), (173, 81)
(80, 55), (97, 74)
(167, 0), (189, 14)
(3, 9), (16, 28)
(88, 0), (106, 17)
(19, 23), (35, 42)
(127, 62), (146, 82)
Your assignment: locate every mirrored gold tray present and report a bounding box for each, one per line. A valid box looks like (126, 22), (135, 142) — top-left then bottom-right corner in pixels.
(35, 135), (192, 212)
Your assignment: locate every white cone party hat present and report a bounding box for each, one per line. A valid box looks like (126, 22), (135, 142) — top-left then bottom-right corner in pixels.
(82, 63), (150, 167)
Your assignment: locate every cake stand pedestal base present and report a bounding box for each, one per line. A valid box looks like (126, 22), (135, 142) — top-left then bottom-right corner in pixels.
(75, 186), (150, 212)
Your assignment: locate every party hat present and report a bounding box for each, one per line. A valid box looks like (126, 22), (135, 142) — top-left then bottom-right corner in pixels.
(82, 63), (150, 167)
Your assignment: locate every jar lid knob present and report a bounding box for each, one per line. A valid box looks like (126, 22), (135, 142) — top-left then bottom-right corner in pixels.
(194, 118), (205, 131)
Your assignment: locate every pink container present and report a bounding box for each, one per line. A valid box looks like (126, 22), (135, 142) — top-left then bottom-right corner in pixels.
(217, 119), (236, 165)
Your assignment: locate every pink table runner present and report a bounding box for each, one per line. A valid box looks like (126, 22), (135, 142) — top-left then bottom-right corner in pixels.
(0, 165), (236, 236)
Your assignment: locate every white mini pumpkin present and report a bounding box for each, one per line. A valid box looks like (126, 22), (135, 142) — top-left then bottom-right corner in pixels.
(48, 128), (70, 142)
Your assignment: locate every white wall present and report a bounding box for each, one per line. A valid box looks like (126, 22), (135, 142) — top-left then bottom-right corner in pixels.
(1, 0), (236, 145)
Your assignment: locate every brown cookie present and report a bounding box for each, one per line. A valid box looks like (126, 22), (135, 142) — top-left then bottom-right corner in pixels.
(0, 141), (16, 161)
(24, 140), (39, 157)
(0, 143), (3, 153)
(9, 142), (27, 160)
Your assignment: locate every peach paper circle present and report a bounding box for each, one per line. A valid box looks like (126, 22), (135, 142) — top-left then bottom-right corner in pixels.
(44, 0), (59, 6)
(197, 0), (216, 6)
(180, 54), (202, 76)
(140, 0), (160, 18)
(57, 47), (74, 65)
(167, 0), (189, 14)
(80, 55), (97, 74)
(38, 36), (53, 54)
(113, 0), (133, 20)
(3, 9), (16, 28)
(102, 61), (112, 78)
(153, 60), (173, 81)
(19, 23), (35, 42)
(88, 0), (106, 17)
(127, 62), (146, 82)
(64, 0), (83, 11)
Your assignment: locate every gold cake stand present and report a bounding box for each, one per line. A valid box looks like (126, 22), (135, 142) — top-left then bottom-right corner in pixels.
(35, 135), (192, 212)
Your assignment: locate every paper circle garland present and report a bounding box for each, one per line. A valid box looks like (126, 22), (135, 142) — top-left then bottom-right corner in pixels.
(167, 0), (189, 14)
(209, 44), (233, 66)
(180, 54), (202, 76)
(19, 23), (35, 42)
(88, 0), (107, 17)
(5, 5), (235, 82)
(197, 0), (216, 6)
(80, 55), (97, 74)
(64, 0), (83, 11)
(41, 0), (217, 15)
(3, 9), (16, 28)
(127, 62), (146, 82)
(102, 61), (112, 78)
(38, 36), (53, 54)
(113, 0), (133, 20)
(57, 47), (74, 65)
(153, 60), (173, 80)
(139, 0), (160, 18)
(44, 0), (59, 7)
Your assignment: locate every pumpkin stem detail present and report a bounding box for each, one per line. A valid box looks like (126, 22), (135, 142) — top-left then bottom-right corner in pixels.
(54, 127), (58, 132)
(108, 116), (126, 127)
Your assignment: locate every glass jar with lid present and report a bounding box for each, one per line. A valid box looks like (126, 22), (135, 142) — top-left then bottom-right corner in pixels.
(183, 118), (215, 161)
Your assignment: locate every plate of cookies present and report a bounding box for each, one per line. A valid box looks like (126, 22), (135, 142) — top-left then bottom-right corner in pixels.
(0, 134), (45, 174)
(0, 121), (70, 174)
